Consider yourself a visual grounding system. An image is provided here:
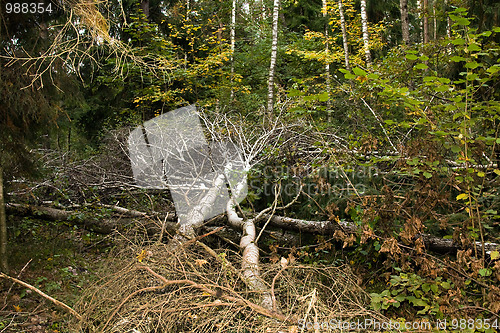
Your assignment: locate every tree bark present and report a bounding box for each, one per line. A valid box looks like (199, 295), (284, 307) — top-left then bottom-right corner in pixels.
(5, 203), (179, 235)
(360, 0), (371, 66)
(227, 199), (273, 310)
(141, 0), (150, 19)
(230, 0), (236, 101)
(257, 214), (499, 255)
(0, 167), (8, 273)
(323, 0), (331, 121)
(400, 0), (410, 45)
(423, 0), (429, 44)
(338, 0), (350, 71)
(266, 0), (280, 114)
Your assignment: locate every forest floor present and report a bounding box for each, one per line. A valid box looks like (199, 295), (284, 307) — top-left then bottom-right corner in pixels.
(0, 218), (113, 332)
(0, 216), (378, 333)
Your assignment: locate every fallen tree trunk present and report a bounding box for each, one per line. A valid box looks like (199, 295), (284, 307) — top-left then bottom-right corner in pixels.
(257, 213), (500, 255)
(7, 203), (498, 255)
(5, 203), (178, 235)
(226, 199), (274, 311)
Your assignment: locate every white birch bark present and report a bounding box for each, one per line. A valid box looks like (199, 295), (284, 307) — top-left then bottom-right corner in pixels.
(417, 0), (423, 43)
(433, 3), (437, 40)
(266, 0), (280, 114)
(323, 0), (331, 121)
(178, 173), (227, 239)
(230, 0), (236, 100)
(360, 0), (371, 66)
(227, 199), (273, 310)
(338, 0), (350, 71)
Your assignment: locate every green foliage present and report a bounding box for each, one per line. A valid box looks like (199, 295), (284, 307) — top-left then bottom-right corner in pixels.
(370, 270), (454, 317)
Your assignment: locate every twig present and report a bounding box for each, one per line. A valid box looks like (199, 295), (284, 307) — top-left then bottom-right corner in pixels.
(140, 265), (294, 322)
(270, 266), (287, 313)
(0, 273), (82, 320)
(255, 182), (303, 244)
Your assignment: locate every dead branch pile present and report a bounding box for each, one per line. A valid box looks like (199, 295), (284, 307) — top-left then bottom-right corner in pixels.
(71, 240), (385, 333)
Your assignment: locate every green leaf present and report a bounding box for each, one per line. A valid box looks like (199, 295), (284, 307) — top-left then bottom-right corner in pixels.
(287, 89), (303, 97)
(318, 92), (329, 102)
(494, 169), (500, 176)
(441, 281), (451, 289)
(467, 44), (481, 52)
(415, 63), (428, 70)
(435, 85), (451, 92)
(479, 268), (491, 277)
(406, 54), (418, 60)
(452, 38), (466, 45)
(353, 67), (367, 76)
(430, 284), (438, 293)
(450, 56), (466, 62)
(344, 72), (356, 80)
(465, 61), (480, 69)
(477, 171), (485, 177)
(423, 172), (432, 178)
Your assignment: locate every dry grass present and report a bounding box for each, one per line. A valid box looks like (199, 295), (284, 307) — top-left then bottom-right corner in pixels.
(71, 237), (387, 333)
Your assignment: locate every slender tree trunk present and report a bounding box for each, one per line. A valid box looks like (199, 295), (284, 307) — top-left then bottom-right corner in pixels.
(445, 0), (452, 53)
(445, 0), (451, 39)
(230, 0), (236, 101)
(338, 0), (350, 71)
(417, 0), (423, 43)
(400, 0), (410, 45)
(266, 0), (280, 114)
(423, 0), (429, 43)
(360, 0), (371, 66)
(141, 0), (149, 19)
(0, 167), (8, 273)
(433, 2), (437, 40)
(323, 0), (331, 121)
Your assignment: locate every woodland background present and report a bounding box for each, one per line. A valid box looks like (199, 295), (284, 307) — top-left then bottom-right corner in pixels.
(0, 0), (500, 332)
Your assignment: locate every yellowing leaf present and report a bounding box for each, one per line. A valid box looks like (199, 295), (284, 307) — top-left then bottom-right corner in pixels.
(195, 259), (209, 267)
(13, 305), (22, 312)
(490, 251), (499, 260)
(137, 249), (147, 262)
(456, 193), (468, 200)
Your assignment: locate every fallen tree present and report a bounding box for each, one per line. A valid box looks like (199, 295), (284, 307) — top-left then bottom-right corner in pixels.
(7, 201), (499, 256)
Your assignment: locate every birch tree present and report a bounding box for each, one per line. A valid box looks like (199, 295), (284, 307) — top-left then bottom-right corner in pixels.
(230, 0), (236, 100)
(266, 0), (280, 114)
(323, 0), (331, 119)
(400, 0), (410, 45)
(338, 0), (350, 71)
(360, 0), (371, 66)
